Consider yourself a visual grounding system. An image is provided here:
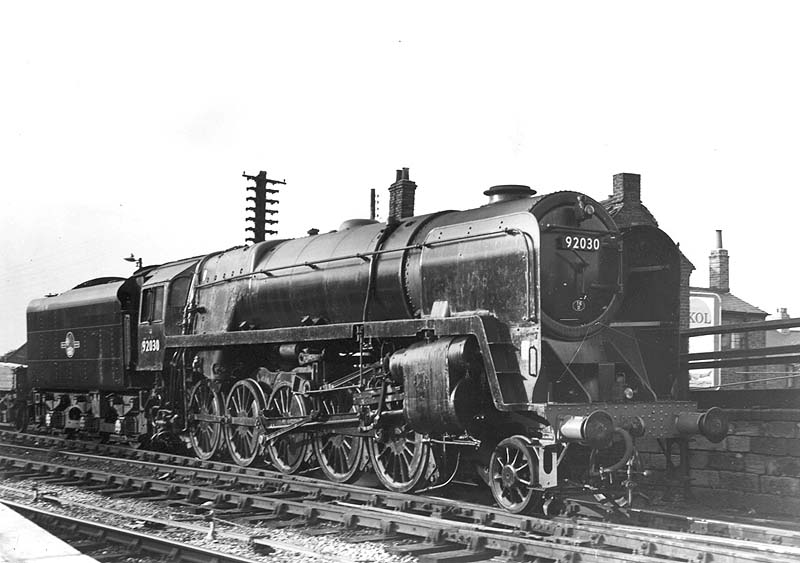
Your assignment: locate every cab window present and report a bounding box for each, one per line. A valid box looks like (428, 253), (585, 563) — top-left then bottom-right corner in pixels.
(141, 286), (165, 323)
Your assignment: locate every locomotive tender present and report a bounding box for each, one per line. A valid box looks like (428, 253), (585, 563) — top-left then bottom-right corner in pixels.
(20, 169), (727, 513)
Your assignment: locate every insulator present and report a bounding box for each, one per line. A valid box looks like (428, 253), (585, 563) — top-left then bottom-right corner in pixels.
(265, 230), (278, 235)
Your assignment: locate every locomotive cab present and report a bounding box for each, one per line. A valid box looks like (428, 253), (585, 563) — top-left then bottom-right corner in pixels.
(135, 259), (198, 371)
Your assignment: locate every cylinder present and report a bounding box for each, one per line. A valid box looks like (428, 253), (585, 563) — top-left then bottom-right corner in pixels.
(389, 336), (482, 434)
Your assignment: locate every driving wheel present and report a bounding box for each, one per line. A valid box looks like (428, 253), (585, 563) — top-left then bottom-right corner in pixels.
(224, 379), (265, 466)
(187, 380), (224, 460)
(265, 382), (311, 474)
(312, 391), (364, 483)
(368, 423), (429, 493)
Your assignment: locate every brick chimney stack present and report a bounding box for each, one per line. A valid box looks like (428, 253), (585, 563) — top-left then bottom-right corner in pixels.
(612, 173), (641, 204)
(778, 308), (791, 333)
(709, 229), (730, 293)
(388, 167), (416, 224)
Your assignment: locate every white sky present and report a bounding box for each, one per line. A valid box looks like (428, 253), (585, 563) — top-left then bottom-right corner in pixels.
(2, 1), (799, 354)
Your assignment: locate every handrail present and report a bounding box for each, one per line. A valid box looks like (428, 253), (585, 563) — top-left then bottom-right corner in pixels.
(681, 317), (800, 337)
(681, 318), (800, 371)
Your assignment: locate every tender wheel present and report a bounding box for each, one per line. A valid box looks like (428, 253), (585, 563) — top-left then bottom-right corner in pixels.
(368, 423), (429, 493)
(265, 382), (311, 474)
(187, 380), (224, 461)
(312, 391), (364, 483)
(224, 379), (265, 467)
(489, 436), (542, 514)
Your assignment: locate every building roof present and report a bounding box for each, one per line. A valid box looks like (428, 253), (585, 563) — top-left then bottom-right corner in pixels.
(600, 188), (695, 271)
(601, 194), (660, 227)
(691, 286), (768, 316)
(0, 342), (26, 364)
(722, 293), (768, 316)
(679, 248), (696, 272)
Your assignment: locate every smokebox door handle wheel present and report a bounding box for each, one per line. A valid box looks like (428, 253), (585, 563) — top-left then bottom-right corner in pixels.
(187, 380), (224, 461)
(224, 379), (265, 467)
(312, 391), (365, 483)
(368, 423), (430, 493)
(265, 382), (311, 474)
(489, 436), (542, 514)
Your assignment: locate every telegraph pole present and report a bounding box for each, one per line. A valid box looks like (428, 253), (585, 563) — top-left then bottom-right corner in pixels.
(243, 170), (285, 243)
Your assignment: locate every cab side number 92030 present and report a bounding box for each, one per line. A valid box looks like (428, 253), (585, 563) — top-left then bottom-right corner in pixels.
(141, 338), (160, 353)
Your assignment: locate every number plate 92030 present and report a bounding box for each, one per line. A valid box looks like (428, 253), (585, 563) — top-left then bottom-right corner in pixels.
(559, 235), (601, 251)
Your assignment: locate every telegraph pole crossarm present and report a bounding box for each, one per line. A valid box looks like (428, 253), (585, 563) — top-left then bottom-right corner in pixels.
(243, 170), (286, 243)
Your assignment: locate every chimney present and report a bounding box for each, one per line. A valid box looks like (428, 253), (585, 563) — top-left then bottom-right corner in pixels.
(778, 308), (791, 333)
(612, 173), (641, 203)
(388, 167), (416, 224)
(483, 184), (536, 204)
(709, 229), (730, 293)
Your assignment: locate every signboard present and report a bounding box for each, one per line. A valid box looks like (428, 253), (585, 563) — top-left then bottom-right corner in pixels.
(689, 291), (721, 388)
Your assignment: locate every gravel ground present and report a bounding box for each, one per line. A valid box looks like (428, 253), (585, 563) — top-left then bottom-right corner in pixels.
(0, 476), (417, 563)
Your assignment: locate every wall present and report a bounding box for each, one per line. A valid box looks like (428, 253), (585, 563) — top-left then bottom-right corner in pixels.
(637, 406), (800, 516)
(689, 408), (800, 515)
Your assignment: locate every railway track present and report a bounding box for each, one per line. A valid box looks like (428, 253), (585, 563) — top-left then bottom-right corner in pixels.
(1, 497), (274, 563)
(2, 429), (799, 545)
(1, 432), (798, 563)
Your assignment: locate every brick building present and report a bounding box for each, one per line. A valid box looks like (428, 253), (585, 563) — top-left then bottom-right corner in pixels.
(601, 172), (695, 332)
(602, 174), (790, 390)
(765, 308), (800, 389)
(690, 230), (769, 388)
(604, 173), (799, 515)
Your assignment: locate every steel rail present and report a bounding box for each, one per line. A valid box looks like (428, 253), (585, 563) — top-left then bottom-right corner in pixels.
(629, 506), (800, 546)
(0, 452), (796, 563)
(4, 429), (800, 551)
(0, 498), (268, 563)
(337, 501), (799, 563)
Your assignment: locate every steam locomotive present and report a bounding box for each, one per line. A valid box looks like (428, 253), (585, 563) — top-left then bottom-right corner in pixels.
(18, 169), (727, 513)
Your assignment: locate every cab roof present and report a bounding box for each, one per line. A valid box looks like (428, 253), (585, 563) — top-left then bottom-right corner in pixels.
(142, 258), (199, 287)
